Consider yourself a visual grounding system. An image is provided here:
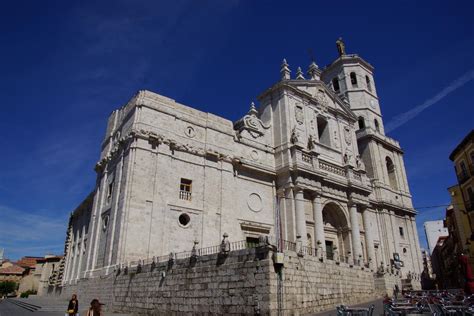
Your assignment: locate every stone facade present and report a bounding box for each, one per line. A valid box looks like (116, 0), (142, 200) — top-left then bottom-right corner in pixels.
(60, 41), (423, 311)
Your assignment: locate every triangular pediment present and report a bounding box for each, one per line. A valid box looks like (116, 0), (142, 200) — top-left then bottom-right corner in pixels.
(286, 80), (356, 121)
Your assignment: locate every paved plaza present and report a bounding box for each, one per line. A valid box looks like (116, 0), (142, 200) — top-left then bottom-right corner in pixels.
(0, 296), (384, 316)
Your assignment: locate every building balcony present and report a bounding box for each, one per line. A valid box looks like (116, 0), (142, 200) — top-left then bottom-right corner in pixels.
(179, 190), (192, 201)
(290, 147), (370, 189)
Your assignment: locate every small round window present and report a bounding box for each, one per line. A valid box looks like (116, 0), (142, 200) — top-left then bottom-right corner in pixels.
(178, 213), (190, 227)
(403, 248), (407, 254)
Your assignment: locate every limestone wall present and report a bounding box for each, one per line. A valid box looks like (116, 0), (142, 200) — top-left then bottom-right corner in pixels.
(61, 248), (272, 315)
(278, 252), (376, 314)
(57, 248), (381, 315)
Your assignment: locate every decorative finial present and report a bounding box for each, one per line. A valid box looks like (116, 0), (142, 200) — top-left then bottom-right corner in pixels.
(296, 67), (305, 80)
(307, 61), (319, 80)
(248, 101), (258, 116)
(336, 37), (346, 56)
(280, 58), (291, 80)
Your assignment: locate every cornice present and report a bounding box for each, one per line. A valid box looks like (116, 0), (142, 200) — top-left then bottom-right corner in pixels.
(322, 54), (375, 74)
(95, 128), (235, 173)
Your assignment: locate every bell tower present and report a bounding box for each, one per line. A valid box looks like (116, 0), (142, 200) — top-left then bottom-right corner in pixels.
(321, 38), (421, 277)
(321, 38), (385, 135)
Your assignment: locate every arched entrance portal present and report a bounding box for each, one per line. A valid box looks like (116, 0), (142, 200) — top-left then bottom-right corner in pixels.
(322, 202), (350, 261)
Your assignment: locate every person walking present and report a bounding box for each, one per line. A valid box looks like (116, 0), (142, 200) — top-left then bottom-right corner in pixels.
(86, 298), (104, 316)
(66, 294), (79, 316)
(394, 284), (400, 299)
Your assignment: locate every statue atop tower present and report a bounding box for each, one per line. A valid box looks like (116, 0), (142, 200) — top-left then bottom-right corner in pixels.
(336, 37), (346, 56)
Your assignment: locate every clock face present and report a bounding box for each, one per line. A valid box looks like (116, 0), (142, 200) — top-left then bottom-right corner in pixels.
(370, 100), (377, 109)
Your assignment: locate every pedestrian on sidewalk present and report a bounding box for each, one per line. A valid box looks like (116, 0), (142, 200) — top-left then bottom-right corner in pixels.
(87, 298), (104, 316)
(66, 294), (79, 316)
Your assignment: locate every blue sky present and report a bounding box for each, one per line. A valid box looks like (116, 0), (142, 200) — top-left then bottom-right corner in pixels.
(0, 1), (473, 260)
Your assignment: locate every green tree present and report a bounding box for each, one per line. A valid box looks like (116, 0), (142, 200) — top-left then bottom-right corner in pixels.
(0, 281), (17, 296)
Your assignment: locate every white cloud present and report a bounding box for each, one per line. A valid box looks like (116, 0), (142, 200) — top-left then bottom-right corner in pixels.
(385, 69), (474, 133)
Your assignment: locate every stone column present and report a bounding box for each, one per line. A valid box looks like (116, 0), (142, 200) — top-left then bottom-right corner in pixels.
(349, 202), (363, 264)
(312, 194), (325, 258)
(362, 208), (376, 269)
(294, 187), (307, 246)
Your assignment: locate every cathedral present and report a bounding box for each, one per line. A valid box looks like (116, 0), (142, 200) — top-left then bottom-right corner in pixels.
(61, 39), (422, 296)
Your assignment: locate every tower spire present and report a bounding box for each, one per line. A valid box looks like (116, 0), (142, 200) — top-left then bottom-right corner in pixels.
(307, 61), (319, 80)
(295, 67), (305, 80)
(280, 58), (291, 80)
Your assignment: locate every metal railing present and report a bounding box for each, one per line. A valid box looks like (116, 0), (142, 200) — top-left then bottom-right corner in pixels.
(281, 240), (296, 252)
(124, 239), (364, 270)
(126, 240), (258, 268)
(179, 190), (192, 201)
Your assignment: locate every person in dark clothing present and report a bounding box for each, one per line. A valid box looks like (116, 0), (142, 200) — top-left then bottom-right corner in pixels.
(66, 294), (79, 315)
(87, 298), (104, 316)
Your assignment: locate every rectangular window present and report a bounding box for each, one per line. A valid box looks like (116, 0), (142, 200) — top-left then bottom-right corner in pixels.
(468, 187), (474, 200)
(459, 161), (469, 182)
(179, 178), (192, 201)
(325, 240), (334, 260)
(466, 187), (474, 212)
(399, 227), (404, 237)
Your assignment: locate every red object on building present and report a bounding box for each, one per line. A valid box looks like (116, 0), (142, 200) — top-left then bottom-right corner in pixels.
(459, 254), (474, 294)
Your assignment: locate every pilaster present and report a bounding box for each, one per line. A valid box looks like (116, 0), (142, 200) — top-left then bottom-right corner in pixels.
(362, 208), (376, 269)
(294, 187), (307, 246)
(349, 202), (363, 264)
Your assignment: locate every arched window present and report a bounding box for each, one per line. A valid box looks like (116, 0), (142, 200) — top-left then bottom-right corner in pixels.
(332, 78), (340, 93)
(366, 75), (372, 92)
(374, 119), (380, 133)
(317, 116), (330, 146)
(350, 72), (358, 87)
(386, 157), (398, 190)
(358, 116), (365, 130)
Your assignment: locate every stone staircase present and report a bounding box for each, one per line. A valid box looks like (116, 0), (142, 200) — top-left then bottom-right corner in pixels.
(7, 297), (131, 315)
(3, 298), (41, 312)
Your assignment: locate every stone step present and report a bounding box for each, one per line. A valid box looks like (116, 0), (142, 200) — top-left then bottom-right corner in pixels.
(6, 298), (41, 311)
